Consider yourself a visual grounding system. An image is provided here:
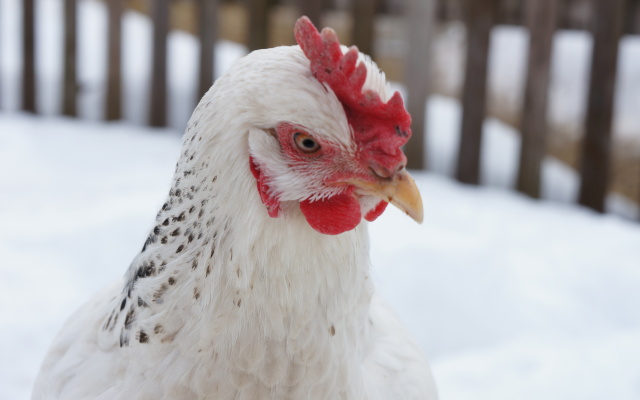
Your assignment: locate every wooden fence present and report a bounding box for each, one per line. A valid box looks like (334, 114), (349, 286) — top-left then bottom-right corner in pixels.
(438, 0), (636, 213)
(6, 0), (640, 216)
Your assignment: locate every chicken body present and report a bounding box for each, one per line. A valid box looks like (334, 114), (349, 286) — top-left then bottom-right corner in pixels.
(33, 21), (437, 400)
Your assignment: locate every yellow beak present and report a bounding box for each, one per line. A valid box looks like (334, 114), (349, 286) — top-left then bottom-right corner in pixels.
(347, 169), (424, 223)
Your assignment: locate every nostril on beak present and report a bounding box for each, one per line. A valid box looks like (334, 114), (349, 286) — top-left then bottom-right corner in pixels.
(369, 160), (403, 180)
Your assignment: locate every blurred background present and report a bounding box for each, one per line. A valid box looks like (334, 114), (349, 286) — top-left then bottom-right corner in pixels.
(1, 0), (640, 399)
(2, 0), (639, 217)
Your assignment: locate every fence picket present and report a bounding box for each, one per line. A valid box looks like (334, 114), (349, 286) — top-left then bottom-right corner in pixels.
(22, 0), (36, 113)
(404, 0), (436, 170)
(0, 9), (1, 110)
(297, 0), (323, 25)
(351, 0), (376, 57)
(149, 0), (169, 127)
(105, 0), (123, 121)
(62, 0), (77, 117)
(578, 0), (626, 212)
(197, 0), (218, 100)
(516, 0), (558, 197)
(248, 0), (269, 51)
(455, 0), (496, 185)
(624, 0), (639, 32)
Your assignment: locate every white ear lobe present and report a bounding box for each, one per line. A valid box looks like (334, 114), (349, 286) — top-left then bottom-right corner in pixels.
(248, 127), (282, 166)
(247, 127), (298, 202)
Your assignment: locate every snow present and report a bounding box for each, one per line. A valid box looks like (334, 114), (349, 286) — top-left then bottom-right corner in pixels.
(371, 176), (640, 400)
(2, 0), (640, 398)
(2, 114), (640, 400)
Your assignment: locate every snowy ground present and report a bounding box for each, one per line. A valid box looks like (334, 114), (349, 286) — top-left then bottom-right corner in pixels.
(1, 114), (640, 400)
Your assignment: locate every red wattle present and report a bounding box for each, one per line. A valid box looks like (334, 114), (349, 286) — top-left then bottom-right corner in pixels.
(300, 192), (362, 235)
(364, 200), (388, 222)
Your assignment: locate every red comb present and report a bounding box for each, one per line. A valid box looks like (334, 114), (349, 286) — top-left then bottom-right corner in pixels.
(294, 16), (411, 172)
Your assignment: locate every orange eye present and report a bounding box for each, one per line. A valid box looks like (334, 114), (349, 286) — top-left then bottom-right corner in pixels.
(293, 132), (321, 153)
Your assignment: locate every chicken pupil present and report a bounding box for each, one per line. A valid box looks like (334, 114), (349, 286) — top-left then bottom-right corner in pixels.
(294, 131), (319, 152)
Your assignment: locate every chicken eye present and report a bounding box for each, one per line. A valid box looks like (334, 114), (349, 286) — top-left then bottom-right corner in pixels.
(293, 132), (321, 153)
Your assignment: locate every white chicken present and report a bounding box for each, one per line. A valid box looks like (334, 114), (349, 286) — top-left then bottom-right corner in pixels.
(33, 17), (437, 399)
